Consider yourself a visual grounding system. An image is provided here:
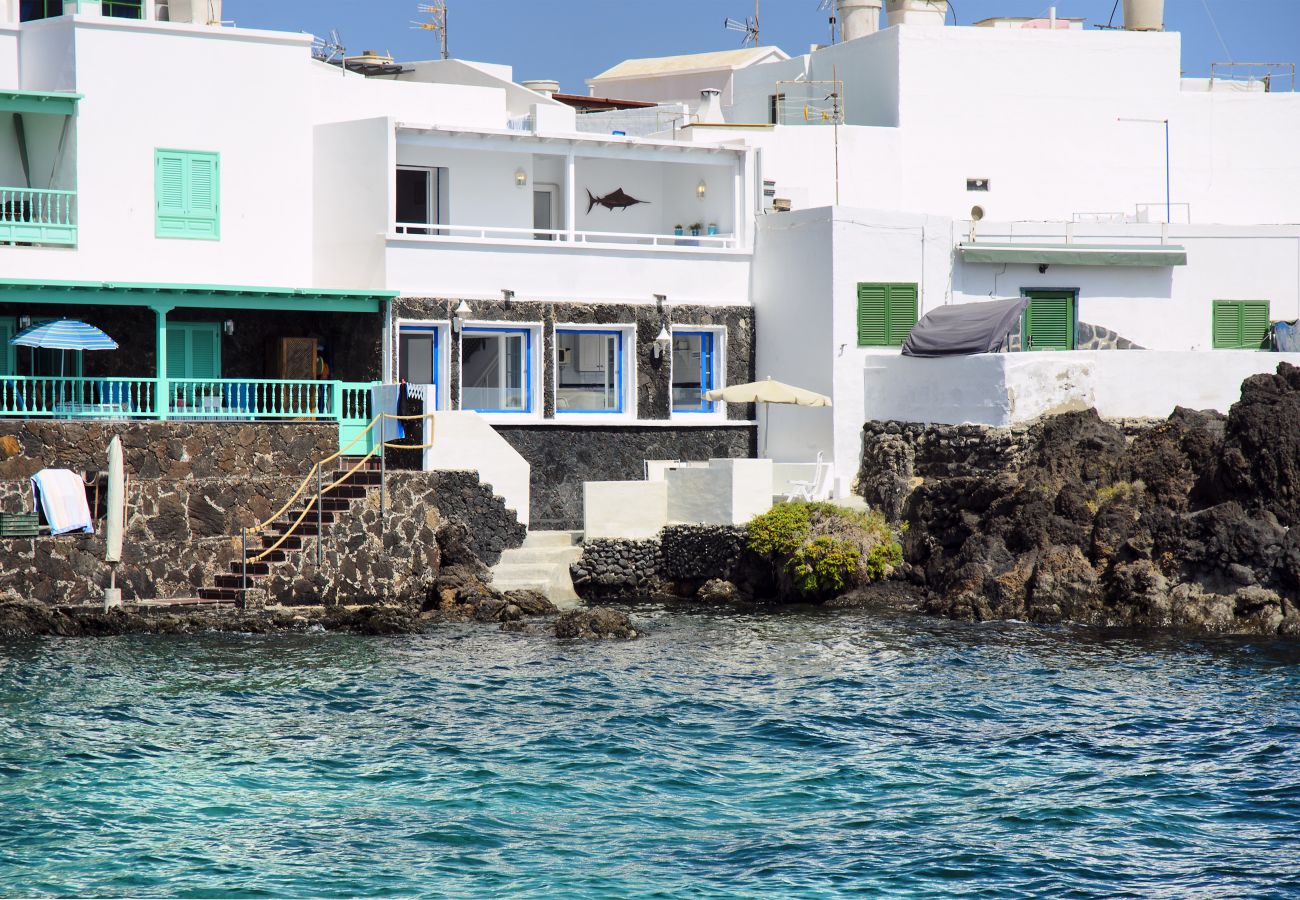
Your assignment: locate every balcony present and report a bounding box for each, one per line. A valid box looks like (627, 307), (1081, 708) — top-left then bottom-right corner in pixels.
(0, 188), (77, 247)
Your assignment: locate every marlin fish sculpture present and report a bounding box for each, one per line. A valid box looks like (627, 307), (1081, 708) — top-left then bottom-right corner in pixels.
(586, 187), (650, 213)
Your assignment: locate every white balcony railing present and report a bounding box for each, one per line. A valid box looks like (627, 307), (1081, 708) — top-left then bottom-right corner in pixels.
(392, 222), (739, 250)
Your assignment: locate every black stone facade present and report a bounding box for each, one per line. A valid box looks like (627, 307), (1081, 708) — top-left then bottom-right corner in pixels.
(391, 297), (756, 422)
(496, 425), (756, 529)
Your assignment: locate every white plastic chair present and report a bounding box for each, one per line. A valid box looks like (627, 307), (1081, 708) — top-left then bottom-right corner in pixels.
(784, 452), (832, 502)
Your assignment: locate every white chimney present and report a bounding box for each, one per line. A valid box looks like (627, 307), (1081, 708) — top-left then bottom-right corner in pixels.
(885, 0), (948, 28)
(698, 88), (725, 123)
(1123, 0), (1164, 31)
(836, 0), (882, 41)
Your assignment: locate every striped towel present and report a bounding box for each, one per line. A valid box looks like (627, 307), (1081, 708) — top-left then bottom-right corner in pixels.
(31, 469), (93, 536)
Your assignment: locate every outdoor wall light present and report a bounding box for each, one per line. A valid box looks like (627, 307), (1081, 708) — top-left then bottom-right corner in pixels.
(653, 326), (673, 359)
(697, 179), (707, 200)
(502, 289), (515, 303)
(452, 300), (472, 333)
(515, 168), (528, 187)
(223, 320), (235, 336)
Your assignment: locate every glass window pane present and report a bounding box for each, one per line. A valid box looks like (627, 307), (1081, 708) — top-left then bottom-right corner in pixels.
(396, 169), (431, 234)
(399, 332), (436, 384)
(556, 331), (620, 412)
(672, 332), (715, 412)
(462, 331), (529, 412)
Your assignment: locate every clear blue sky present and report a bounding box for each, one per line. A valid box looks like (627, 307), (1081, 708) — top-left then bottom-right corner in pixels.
(226, 1), (1300, 94)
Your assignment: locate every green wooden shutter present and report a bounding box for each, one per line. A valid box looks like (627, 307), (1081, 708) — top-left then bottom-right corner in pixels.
(165, 325), (189, 378)
(1213, 300), (1270, 349)
(858, 284), (888, 346)
(156, 149), (220, 240)
(888, 284), (919, 344)
(1024, 293), (1075, 351)
(858, 283), (919, 346)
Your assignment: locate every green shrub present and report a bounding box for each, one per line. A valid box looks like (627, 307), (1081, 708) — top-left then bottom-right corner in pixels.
(746, 501), (903, 600)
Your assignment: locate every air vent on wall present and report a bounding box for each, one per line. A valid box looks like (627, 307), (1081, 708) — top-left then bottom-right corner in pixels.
(967, 178), (990, 192)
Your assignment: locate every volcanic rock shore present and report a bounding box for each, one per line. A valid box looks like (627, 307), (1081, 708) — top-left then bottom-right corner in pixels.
(860, 362), (1300, 637)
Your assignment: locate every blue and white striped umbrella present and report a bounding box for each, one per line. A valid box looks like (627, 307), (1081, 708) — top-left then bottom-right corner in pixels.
(9, 319), (118, 351)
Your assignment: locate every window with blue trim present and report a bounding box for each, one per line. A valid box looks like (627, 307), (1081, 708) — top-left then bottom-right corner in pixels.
(461, 328), (531, 413)
(398, 325), (440, 409)
(672, 331), (717, 413)
(556, 329), (623, 413)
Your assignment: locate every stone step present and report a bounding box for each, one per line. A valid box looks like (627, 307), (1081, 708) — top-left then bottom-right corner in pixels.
(490, 560), (580, 608)
(198, 587), (241, 603)
(522, 530), (580, 549)
(496, 545), (583, 567)
(214, 574), (259, 590)
(261, 534), (303, 551)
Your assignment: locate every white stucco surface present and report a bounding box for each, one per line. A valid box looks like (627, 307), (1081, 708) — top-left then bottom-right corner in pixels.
(861, 351), (1300, 427)
(424, 411), (531, 527)
(583, 480), (667, 540)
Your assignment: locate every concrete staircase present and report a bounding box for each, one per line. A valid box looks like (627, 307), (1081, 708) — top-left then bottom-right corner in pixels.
(489, 530), (583, 609)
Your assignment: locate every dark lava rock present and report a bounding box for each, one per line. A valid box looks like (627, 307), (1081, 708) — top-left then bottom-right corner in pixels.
(869, 374), (1300, 637)
(503, 589), (559, 616)
(696, 579), (743, 604)
(554, 607), (639, 640)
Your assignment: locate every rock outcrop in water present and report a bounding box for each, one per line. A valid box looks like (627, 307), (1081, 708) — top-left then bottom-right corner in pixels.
(860, 363), (1300, 637)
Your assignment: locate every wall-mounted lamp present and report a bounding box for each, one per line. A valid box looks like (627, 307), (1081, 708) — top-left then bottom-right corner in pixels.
(17, 315), (31, 330)
(515, 168), (528, 188)
(653, 293), (667, 313)
(653, 325), (672, 359)
(223, 319), (235, 336)
(696, 179), (707, 200)
(502, 289), (515, 303)
(452, 299), (472, 334)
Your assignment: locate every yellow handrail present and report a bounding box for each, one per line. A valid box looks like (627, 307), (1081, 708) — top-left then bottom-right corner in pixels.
(243, 410), (437, 561)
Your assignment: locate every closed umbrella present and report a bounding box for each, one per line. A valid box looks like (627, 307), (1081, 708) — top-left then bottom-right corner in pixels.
(104, 435), (125, 610)
(705, 377), (832, 457)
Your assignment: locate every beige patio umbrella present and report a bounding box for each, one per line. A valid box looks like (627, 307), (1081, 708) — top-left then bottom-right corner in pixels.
(104, 435), (125, 610)
(705, 377), (832, 457)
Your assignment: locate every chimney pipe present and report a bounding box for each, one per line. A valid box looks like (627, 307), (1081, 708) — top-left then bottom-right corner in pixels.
(836, 0), (882, 41)
(698, 88), (725, 123)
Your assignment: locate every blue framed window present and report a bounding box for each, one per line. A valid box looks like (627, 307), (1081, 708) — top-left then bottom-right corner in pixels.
(672, 331), (717, 413)
(461, 327), (532, 413)
(556, 329), (624, 414)
(399, 324), (440, 409)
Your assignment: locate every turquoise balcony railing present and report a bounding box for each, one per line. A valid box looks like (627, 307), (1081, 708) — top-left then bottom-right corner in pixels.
(0, 187), (77, 246)
(0, 377), (383, 453)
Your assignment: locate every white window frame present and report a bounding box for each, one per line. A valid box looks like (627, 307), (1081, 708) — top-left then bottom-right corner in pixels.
(457, 322), (542, 422)
(669, 326), (727, 422)
(395, 165), (449, 235)
(395, 319), (450, 412)
(553, 323), (636, 420)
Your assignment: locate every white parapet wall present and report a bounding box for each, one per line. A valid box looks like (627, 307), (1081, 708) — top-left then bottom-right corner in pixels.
(424, 411), (531, 527)
(862, 351), (1300, 426)
(584, 481), (668, 540)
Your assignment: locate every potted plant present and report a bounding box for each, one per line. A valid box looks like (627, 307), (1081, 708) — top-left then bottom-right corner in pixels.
(689, 222), (703, 237)
(707, 223), (718, 236)
(673, 224), (684, 236)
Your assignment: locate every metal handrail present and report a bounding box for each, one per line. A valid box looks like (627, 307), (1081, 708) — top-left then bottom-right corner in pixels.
(392, 221), (738, 249)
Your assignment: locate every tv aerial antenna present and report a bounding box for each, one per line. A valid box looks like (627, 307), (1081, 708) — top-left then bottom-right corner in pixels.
(817, 0), (839, 44)
(412, 1), (449, 60)
(724, 0), (760, 47)
(311, 29), (346, 64)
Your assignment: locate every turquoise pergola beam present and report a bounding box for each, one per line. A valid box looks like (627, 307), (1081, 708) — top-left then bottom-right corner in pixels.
(0, 91), (82, 117)
(0, 280), (396, 314)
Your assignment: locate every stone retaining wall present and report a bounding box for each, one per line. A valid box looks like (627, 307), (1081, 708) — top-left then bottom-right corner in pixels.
(571, 525), (748, 600)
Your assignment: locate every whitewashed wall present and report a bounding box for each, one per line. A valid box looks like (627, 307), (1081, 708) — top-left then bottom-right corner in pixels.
(313, 117), (392, 291)
(861, 351), (1300, 427)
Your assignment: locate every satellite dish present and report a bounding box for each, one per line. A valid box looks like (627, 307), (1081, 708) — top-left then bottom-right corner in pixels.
(971, 205), (985, 221)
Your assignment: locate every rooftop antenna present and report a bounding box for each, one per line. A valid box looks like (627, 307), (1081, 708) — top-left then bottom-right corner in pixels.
(724, 0), (760, 47)
(412, 2), (449, 60)
(311, 29), (346, 65)
(817, 0), (838, 44)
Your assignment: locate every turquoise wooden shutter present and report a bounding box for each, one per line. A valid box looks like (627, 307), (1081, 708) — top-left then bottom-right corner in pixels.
(858, 284), (888, 346)
(165, 324), (188, 378)
(1024, 294), (1075, 350)
(156, 150), (220, 240)
(185, 153), (220, 239)
(188, 324), (221, 379)
(0, 318), (13, 376)
(888, 284), (919, 345)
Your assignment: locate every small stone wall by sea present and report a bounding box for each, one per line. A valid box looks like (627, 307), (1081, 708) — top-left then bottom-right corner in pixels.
(571, 525), (749, 599)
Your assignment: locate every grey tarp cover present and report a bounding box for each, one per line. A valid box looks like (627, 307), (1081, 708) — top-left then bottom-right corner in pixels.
(901, 297), (1031, 358)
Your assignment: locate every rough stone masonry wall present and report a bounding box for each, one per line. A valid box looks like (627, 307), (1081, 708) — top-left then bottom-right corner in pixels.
(0, 422), (524, 606)
(572, 525), (748, 600)
(497, 425), (756, 530)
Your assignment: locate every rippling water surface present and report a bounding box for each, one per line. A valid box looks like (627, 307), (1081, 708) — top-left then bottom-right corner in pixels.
(1, 605), (1298, 898)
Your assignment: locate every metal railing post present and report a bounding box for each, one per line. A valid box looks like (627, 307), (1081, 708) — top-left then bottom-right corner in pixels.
(316, 464), (323, 569)
(379, 418), (387, 534)
(240, 527), (247, 604)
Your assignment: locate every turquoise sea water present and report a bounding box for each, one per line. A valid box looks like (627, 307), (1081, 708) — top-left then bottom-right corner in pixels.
(1, 605), (1298, 899)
